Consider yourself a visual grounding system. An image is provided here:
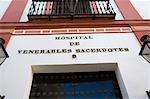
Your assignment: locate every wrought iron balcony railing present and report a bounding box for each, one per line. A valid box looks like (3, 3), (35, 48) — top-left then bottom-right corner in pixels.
(28, 0), (116, 21)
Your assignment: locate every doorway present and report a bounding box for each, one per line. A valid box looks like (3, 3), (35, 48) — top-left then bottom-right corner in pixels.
(29, 71), (122, 99)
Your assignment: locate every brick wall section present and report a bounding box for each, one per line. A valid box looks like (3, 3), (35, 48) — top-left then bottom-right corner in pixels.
(114, 0), (142, 20)
(0, 0), (28, 48)
(0, 33), (11, 47)
(0, 29), (13, 48)
(1, 0), (28, 22)
(114, 0), (150, 43)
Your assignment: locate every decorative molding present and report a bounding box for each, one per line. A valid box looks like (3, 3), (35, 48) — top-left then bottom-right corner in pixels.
(13, 27), (132, 35)
(0, 20), (150, 29)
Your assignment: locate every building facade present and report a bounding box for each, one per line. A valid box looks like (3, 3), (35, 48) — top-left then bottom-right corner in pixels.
(0, 0), (150, 99)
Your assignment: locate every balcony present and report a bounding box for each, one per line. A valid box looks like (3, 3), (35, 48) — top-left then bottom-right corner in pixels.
(28, 0), (116, 21)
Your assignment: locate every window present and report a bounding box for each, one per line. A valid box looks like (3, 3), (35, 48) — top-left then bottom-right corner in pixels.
(28, 0), (116, 21)
(29, 71), (122, 99)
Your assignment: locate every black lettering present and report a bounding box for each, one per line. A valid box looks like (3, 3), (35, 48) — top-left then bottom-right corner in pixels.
(62, 49), (71, 53)
(70, 42), (80, 46)
(67, 49), (72, 53)
(89, 36), (93, 39)
(45, 50), (51, 54)
(113, 48), (118, 52)
(56, 49), (61, 53)
(79, 36), (82, 39)
(34, 50), (39, 54)
(108, 48), (113, 52)
(40, 50), (45, 54)
(62, 49), (66, 53)
(96, 49), (102, 52)
(76, 49), (80, 53)
(71, 37), (75, 39)
(55, 37), (60, 40)
(70, 42), (74, 46)
(55, 36), (93, 40)
(84, 36), (88, 39)
(23, 50), (28, 54)
(81, 49), (85, 53)
(28, 50), (34, 54)
(85, 49), (90, 52)
(51, 50), (56, 53)
(75, 36), (78, 39)
(18, 50), (23, 54)
(91, 49), (96, 52)
(60, 36), (65, 40)
(124, 48), (129, 51)
(102, 48), (107, 52)
(66, 36), (71, 40)
(119, 48), (124, 52)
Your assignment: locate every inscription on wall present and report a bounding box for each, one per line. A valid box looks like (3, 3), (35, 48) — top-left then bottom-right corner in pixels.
(18, 35), (129, 54)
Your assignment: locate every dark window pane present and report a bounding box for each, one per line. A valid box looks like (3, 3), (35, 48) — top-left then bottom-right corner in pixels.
(29, 71), (122, 99)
